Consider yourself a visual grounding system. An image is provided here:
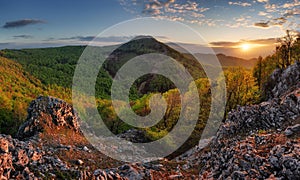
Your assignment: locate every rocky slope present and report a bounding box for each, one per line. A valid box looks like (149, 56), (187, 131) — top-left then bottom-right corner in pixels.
(0, 63), (299, 179)
(265, 61), (300, 100)
(181, 63), (300, 179)
(0, 96), (196, 179)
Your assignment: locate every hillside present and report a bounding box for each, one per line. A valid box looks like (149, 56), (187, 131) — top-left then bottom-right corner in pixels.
(193, 53), (257, 69)
(0, 56), (72, 135)
(216, 53), (258, 68)
(0, 96), (199, 179)
(103, 36), (205, 94)
(0, 37), (254, 98)
(0, 57), (44, 135)
(0, 62), (298, 179)
(0, 37), (261, 153)
(180, 62), (300, 179)
(168, 43), (258, 69)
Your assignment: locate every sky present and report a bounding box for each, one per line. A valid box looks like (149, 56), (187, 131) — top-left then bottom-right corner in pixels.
(0, 0), (299, 58)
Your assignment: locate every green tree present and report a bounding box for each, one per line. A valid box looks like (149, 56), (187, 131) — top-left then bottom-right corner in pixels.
(225, 67), (259, 117)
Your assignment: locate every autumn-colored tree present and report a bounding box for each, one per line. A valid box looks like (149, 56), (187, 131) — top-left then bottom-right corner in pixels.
(276, 30), (300, 69)
(224, 67), (260, 117)
(253, 31), (300, 100)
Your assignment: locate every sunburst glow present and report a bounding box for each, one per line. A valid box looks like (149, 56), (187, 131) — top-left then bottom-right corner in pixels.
(241, 44), (251, 51)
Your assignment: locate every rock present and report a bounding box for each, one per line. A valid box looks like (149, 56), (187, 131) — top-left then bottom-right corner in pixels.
(16, 149), (29, 167)
(83, 146), (89, 152)
(31, 151), (42, 161)
(284, 129), (294, 136)
(17, 96), (82, 140)
(93, 169), (102, 176)
(265, 62), (300, 100)
(169, 174), (183, 179)
(117, 129), (150, 143)
(0, 153), (13, 178)
(0, 137), (9, 153)
(290, 124), (300, 132)
(93, 169), (126, 180)
(232, 171), (247, 179)
(76, 159), (84, 165)
(284, 124), (300, 136)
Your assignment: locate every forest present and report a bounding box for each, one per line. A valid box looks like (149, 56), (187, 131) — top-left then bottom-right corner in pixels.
(0, 32), (299, 151)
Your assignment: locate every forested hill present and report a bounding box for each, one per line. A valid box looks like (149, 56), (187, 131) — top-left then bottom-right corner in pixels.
(0, 37), (257, 98)
(1, 46), (86, 88)
(0, 37), (207, 97)
(0, 56), (70, 135)
(0, 36), (261, 139)
(216, 53), (257, 68)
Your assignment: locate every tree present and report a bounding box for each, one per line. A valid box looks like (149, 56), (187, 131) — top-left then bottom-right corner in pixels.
(224, 67), (259, 117)
(254, 56), (263, 91)
(277, 30), (299, 68)
(292, 36), (300, 62)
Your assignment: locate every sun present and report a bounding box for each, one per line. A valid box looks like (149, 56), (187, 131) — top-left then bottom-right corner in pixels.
(241, 43), (251, 51)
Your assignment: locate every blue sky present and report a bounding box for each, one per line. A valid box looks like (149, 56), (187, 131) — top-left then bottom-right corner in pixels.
(0, 0), (299, 58)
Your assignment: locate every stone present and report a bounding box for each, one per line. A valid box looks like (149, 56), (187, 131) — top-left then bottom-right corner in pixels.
(83, 146), (89, 152)
(284, 129), (294, 136)
(16, 96), (82, 140)
(77, 159), (84, 165)
(169, 174), (183, 179)
(290, 124), (300, 132)
(232, 171), (247, 179)
(117, 129), (150, 143)
(0, 137), (9, 153)
(31, 151), (42, 161)
(16, 149), (29, 167)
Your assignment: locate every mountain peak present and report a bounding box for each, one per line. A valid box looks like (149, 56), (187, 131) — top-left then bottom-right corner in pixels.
(132, 35), (155, 41)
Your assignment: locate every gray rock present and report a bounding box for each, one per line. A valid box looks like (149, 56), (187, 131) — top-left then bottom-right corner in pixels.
(285, 128), (294, 136)
(77, 159), (84, 165)
(285, 124), (300, 136)
(17, 96), (82, 140)
(0, 137), (9, 153)
(83, 146), (89, 152)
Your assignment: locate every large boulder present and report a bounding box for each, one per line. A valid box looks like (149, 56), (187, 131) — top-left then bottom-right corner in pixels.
(17, 96), (81, 140)
(265, 62), (300, 100)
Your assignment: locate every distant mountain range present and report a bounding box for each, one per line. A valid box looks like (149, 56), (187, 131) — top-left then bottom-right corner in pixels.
(168, 42), (258, 69)
(215, 53), (258, 69)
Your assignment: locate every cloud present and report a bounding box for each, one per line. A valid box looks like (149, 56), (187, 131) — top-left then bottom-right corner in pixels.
(254, 21), (270, 28)
(254, 16), (288, 28)
(141, 0), (208, 16)
(264, 3), (279, 13)
(120, 0), (210, 25)
(284, 9), (300, 17)
(57, 36), (95, 41)
(226, 15), (253, 28)
(142, 0), (177, 15)
(210, 41), (240, 47)
(2, 19), (45, 28)
(210, 38), (277, 48)
(271, 17), (287, 26)
(13, 35), (33, 39)
(258, 11), (268, 16)
(282, 1), (300, 9)
(256, 0), (268, 3)
(248, 38), (277, 44)
(210, 38), (278, 49)
(46, 35), (135, 43)
(228, 1), (252, 7)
